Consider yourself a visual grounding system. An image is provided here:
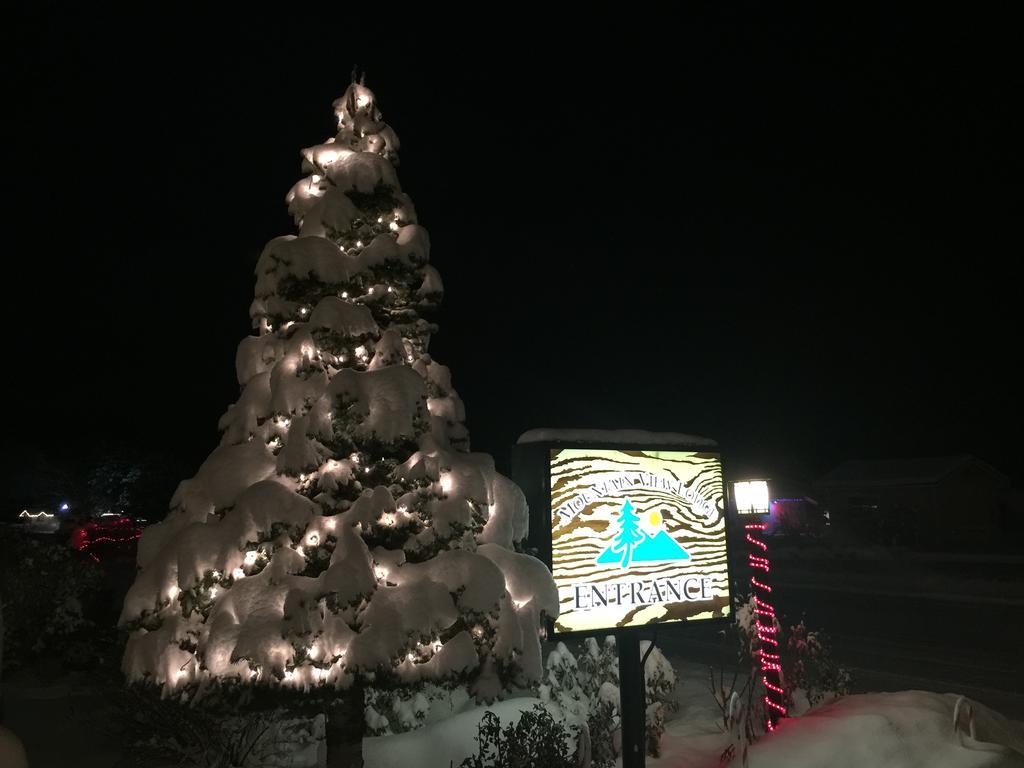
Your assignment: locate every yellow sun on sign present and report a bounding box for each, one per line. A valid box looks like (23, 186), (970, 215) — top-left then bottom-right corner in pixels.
(648, 511), (662, 527)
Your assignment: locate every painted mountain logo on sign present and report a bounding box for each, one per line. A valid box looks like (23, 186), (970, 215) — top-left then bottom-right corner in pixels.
(596, 499), (691, 569)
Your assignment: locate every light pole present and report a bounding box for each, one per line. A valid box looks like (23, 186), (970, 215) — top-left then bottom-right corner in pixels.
(732, 479), (787, 730)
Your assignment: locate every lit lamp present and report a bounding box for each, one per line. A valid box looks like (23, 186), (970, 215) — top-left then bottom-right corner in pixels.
(733, 479), (770, 515)
(732, 478), (786, 729)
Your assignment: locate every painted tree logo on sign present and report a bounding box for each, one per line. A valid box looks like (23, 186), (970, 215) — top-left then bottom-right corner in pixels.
(596, 499), (691, 568)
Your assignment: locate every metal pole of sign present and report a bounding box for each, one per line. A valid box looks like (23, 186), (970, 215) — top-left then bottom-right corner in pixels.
(618, 632), (645, 768)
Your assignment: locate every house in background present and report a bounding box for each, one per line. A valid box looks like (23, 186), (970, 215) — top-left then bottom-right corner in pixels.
(768, 496), (824, 537)
(816, 455), (1010, 549)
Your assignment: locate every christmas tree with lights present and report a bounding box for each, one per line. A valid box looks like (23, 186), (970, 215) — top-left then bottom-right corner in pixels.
(119, 74), (558, 736)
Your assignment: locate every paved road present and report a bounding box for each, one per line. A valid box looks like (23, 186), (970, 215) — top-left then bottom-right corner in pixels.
(657, 581), (1024, 720)
(778, 583), (1023, 716)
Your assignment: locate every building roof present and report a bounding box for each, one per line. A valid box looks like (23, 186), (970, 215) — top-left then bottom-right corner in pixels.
(517, 428), (717, 448)
(817, 455), (1007, 488)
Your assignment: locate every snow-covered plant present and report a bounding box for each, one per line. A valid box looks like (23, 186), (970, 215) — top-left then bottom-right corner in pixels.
(118, 75), (558, 737)
(538, 642), (589, 723)
(732, 593), (762, 664)
(711, 593), (852, 761)
(364, 681), (469, 736)
(576, 637), (620, 696)
(709, 594), (770, 755)
(719, 688), (753, 768)
(642, 639), (678, 757)
(575, 637), (620, 768)
(540, 636), (676, 767)
(0, 531), (105, 673)
(782, 619), (851, 713)
(459, 704), (578, 768)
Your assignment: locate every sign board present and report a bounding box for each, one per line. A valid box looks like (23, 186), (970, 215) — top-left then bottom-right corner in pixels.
(549, 448), (730, 634)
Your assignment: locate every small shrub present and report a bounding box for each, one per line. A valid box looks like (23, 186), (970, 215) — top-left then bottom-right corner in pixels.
(708, 593), (853, 762)
(642, 639), (678, 757)
(782, 620), (851, 712)
(459, 704), (577, 768)
(0, 530), (107, 673)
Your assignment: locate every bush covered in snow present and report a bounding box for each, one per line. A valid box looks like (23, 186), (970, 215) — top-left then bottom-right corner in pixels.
(782, 619), (851, 713)
(641, 638), (678, 757)
(539, 636), (677, 766)
(735, 592), (851, 714)
(458, 704), (577, 768)
(710, 593), (852, 758)
(0, 530), (107, 674)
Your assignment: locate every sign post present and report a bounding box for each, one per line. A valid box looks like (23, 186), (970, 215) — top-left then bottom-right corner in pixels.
(619, 632), (645, 768)
(513, 433), (734, 768)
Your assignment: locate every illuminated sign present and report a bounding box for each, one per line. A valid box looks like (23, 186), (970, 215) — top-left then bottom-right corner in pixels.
(550, 448), (730, 633)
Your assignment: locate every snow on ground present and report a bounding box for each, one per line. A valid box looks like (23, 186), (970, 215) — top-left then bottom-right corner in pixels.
(659, 662), (1024, 767)
(363, 660), (1024, 768)
(3, 672), (122, 768)
(731, 691), (1024, 768)
(6, 663), (1023, 767)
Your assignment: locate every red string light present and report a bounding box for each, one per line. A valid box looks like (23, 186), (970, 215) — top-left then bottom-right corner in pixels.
(745, 521), (787, 728)
(746, 533), (768, 551)
(748, 554), (770, 572)
(85, 534), (141, 545)
(71, 516), (143, 562)
(765, 696), (787, 714)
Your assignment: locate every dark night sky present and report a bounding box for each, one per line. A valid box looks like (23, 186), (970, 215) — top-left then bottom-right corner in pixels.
(4, 6), (1022, 508)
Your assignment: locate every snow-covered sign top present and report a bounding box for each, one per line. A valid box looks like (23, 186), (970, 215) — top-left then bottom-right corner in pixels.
(517, 428), (718, 448)
(120, 81), (556, 730)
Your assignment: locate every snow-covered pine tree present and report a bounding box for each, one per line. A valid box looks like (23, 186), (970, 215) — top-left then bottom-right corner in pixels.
(119, 75), (558, 735)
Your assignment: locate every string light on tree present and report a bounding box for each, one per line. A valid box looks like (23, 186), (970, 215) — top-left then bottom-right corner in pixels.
(118, 74), (557, 742)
